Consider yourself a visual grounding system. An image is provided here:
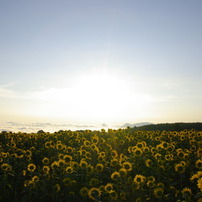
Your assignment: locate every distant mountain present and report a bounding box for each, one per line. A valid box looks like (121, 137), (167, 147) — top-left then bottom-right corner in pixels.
(131, 122), (202, 131)
(121, 122), (153, 128)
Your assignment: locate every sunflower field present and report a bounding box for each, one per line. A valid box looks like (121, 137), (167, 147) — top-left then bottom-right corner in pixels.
(0, 128), (202, 201)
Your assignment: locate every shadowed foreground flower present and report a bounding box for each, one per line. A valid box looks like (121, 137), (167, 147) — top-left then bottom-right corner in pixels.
(80, 187), (89, 197)
(181, 187), (192, 198)
(110, 190), (118, 200)
(153, 187), (164, 198)
(1, 163), (12, 172)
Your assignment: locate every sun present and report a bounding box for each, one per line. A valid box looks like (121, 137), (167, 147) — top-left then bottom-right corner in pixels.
(68, 71), (129, 121)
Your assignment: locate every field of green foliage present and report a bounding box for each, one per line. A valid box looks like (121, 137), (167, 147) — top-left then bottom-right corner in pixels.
(0, 129), (202, 201)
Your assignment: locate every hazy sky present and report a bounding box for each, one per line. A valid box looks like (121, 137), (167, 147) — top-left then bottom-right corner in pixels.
(0, 0), (202, 127)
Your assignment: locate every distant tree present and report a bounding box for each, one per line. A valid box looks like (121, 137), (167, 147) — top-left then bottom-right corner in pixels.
(37, 130), (45, 134)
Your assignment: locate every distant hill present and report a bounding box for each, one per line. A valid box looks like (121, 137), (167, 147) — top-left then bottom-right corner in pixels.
(121, 122), (152, 128)
(130, 122), (202, 131)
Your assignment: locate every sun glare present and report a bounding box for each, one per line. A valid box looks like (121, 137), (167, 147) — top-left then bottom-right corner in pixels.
(29, 71), (152, 123)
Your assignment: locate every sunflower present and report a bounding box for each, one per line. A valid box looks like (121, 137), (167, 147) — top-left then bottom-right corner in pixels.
(134, 175), (146, 184)
(43, 166), (50, 174)
(197, 177), (202, 191)
(66, 146), (73, 153)
(133, 148), (142, 157)
(1, 163), (12, 172)
(109, 191), (118, 200)
(148, 176), (155, 182)
(181, 187), (192, 198)
(2, 152), (8, 158)
(90, 178), (100, 187)
(42, 157), (50, 164)
(111, 171), (120, 180)
(80, 187), (89, 197)
(84, 140), (91, 147)
(143, 146), (150, 153)
(153, 187), (164, 198)
(177, 151), (185, 159)
(91, 136), (99, 144)
(63, 154), (72, 163)
(45, 141), (51, 148)
(175, 163), (185, 174)
(123, 162), (132, 171)
(119, 168), (127, 177)
(111, 150), (118, 158)
(32, 175), (39, 183)
(65, 166), (73, 174)
(195, 159), (202, 169)
(86, 165), (94, 174)
(51, 161), (59, 170)
(110, 158), (119, 167)
(145, 159), (152, 167)
(136, 142), (144, 149)
(105, 183), (113, 193)
(80, 160), (88, 169)
(99, 152), (105, 157)
(95, 163), (104, 172)
(27, 163), (36, 172)
(58, 159), (65, 167)
(147, 180), (155, 188)
(88, 187), (101, 201)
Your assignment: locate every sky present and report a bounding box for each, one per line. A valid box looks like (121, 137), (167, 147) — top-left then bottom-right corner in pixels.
(0, 0), (202, 131)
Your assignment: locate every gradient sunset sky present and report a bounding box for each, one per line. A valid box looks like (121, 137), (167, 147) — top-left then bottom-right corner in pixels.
(0, 0), (202, 128)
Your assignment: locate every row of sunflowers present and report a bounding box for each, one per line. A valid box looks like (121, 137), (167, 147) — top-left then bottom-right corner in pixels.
(0, 128), (202, 201)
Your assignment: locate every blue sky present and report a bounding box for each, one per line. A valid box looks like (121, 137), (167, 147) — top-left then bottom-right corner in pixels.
(0, 0), (202, 129)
